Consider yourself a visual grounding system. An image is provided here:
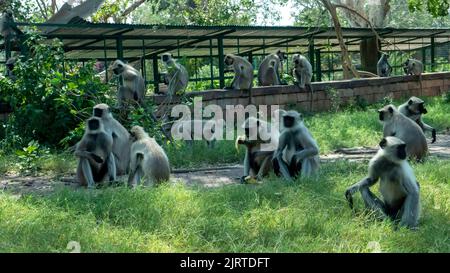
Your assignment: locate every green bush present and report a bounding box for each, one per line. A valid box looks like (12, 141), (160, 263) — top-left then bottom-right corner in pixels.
(0, 33), (114, 148)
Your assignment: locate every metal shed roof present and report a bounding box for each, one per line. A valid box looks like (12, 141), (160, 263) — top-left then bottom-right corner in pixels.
(10, 22), (450, 60)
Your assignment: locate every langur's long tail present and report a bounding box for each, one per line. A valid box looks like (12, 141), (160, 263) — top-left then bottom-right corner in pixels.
(309, 84), (314, 112)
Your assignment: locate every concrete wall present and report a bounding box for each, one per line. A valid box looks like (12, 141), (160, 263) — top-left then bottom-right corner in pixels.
(152, 72), (450, 113)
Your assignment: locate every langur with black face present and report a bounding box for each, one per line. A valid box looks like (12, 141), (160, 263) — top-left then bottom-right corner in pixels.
(75, 117), (116, 188)
(345, 136), (420, 229)
(377, 53), (392, 77)
(111, 60), (146, 106)
(398, 96), (436, 144)
(292, 54), (314, 111)
(161, 53), (189, 99)
(378, 104), (428, 160)
(5, 57), (16, 81)
(224, 54), (254, 103)
(92, 103), (131, 175)
(257, 50), (287, 86)
(272, 110), (319, 181)
(236, 117), (279, 184)
(403, 58), (424, 95)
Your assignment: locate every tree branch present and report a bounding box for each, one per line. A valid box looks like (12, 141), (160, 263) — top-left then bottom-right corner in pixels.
(121, 0), (147, 18)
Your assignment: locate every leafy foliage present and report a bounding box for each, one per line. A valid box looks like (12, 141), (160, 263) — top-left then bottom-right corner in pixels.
(408, 0), (449, 17)
(0, 33), (114, 148)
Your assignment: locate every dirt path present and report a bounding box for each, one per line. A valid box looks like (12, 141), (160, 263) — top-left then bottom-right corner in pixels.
(2, 134), (450, 193)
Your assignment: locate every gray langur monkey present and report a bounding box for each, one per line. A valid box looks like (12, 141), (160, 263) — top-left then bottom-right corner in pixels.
(403, 58), (424, 95)
(224, 54), (254, 103)
(378, 104), (428, 160)
(345, 136), (420, 229)
(75, 117), (116, 188)
(128, 126), (170, 187)
(5, 57), (16, 81)
(377, 53), (392, 77)
(161, 53), (189, 98)
(0, 10), (14, 40)
(403, 59), (423, 76)
(236, 117), (279, 184)
(257, 50), (287, 86)
(111, 60), (146, 106)
(92, 103), (131, 175)
(272, 110), (319, 181)
(292, 54), (314, 111)
(398, 97), (436, 144)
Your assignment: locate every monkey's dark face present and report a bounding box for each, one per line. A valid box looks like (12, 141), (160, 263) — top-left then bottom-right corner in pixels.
(283, 116), (296, 128)
(396, 144), (407, 160)
(88, 119), (100, 131)
(224, 56), (234, 66)
(93, 108), (104, 118)
(418, 103), (427, 114)
(6, 64), (14, 70)
(162, 54), (171, 63)
(112, 62), (124, 75)
(378, 106), (394, 121)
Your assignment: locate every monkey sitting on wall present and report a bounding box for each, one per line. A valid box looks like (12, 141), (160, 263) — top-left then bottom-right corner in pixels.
(93, 103), (131, 175)
(378, 104), (428, 160)
(236, 117), (279, 184)
(111, 60), (146, 106)
(161, 53), (189, 99)
(224, 54), (253, 91)
(272, 110), (320, 181)
(128, 126), (171, 187)
(292, 54), (314, 111)
(345, 136), (420, 229)
(75, 117), (116, 188)
(257, 50), (287, 86)
(377, 53), (392, 77)
(398, 97), (436, 144)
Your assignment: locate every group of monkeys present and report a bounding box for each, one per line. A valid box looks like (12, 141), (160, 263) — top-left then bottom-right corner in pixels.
(235, 95), (436, 229)
(105, 50), (313, 107)
(75, 103), (170, 188)
(75, 91), (436, 230)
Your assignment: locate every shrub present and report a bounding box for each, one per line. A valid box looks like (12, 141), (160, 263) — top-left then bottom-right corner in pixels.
(0, 33), (115, 148)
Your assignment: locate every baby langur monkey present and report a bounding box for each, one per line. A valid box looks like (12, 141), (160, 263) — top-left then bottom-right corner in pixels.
(257, 50), (288, 86)
(377, 53), (392, 77)
(398, 97), (436, 143)
(93, 104), (131, 175)
(128, 126), (170, 187)
(345, 136), (420, 229)
(75, 117), (116, 188)
(272, 110), (319, 181)
(292, 54), (314, 111)
(161, 53), (189, 99)
(236, 117), (279, 184)
(111, 59), (146, 106)
(378, 104), (428, 160)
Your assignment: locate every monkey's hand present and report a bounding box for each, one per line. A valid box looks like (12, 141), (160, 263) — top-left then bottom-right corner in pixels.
(431, 129), (436, 144)
(345, 187), (356, 209)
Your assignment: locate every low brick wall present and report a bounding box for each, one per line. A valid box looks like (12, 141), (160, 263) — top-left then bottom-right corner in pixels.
(151, 72), (450, 113)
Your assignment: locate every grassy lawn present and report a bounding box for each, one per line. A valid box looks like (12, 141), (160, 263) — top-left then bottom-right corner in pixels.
(0, 159), (449, 252)
(0, 96), (449, 252)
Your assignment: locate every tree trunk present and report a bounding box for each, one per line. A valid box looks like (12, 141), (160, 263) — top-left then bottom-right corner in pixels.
(320, 0), (358, 79)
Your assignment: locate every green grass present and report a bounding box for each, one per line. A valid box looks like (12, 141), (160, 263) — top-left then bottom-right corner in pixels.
(0, 96), (449, 252)
(0, 159), (448, 252)
(166, 96), (450, 168)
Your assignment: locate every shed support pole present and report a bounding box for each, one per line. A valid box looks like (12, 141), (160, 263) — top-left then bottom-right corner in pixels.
(218, 37), (225, 89)
(152, 55), (159, 94)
